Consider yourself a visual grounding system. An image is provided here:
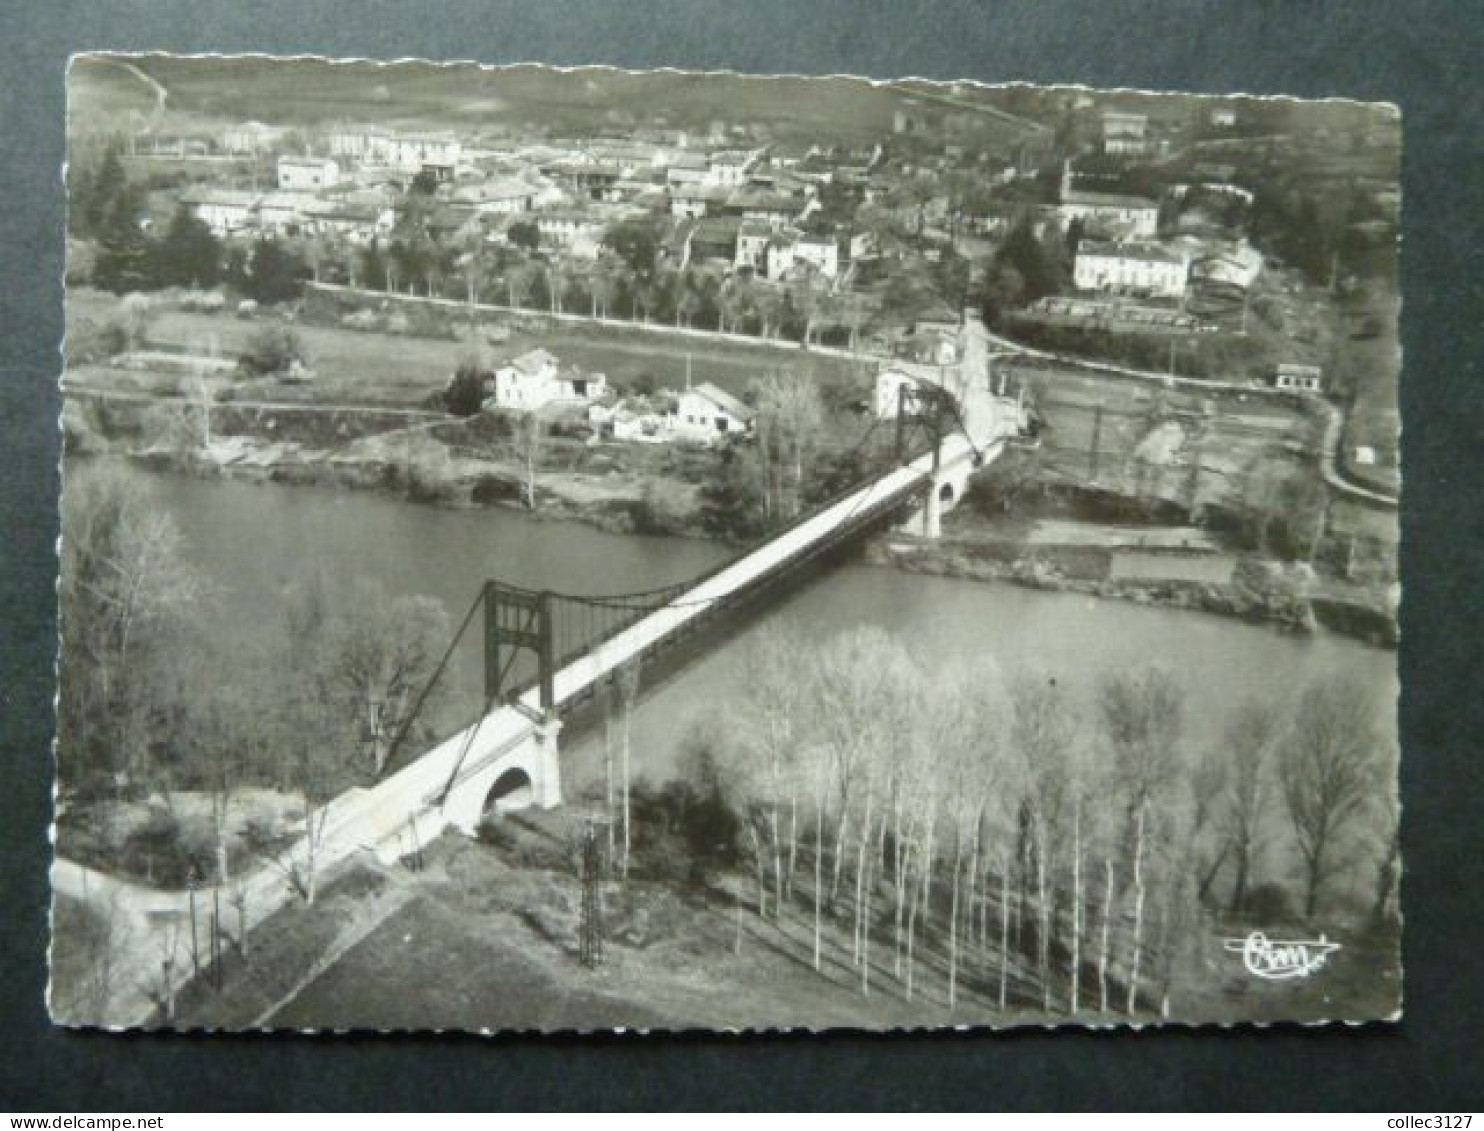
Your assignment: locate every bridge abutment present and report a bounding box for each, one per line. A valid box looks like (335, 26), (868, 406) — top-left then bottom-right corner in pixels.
(440, 715), (565, 836)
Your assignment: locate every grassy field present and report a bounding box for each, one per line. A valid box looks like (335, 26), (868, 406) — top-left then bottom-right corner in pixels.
(67, 291), (863, 408)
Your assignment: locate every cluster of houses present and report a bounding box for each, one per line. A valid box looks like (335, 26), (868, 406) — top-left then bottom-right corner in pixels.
(175, 120), (887, 292)
(473, 347), (758, 446)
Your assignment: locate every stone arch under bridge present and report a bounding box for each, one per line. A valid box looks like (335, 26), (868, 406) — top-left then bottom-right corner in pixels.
(434, 716), (564, 837)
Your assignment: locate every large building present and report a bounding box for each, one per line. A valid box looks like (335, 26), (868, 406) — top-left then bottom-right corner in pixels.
(1074, 240), (1190, 299)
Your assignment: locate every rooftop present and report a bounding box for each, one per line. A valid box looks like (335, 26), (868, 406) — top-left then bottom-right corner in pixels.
(509, 348), (560, 376)
(1077, 239), (1186, 265)
(688, 381), (756, 422)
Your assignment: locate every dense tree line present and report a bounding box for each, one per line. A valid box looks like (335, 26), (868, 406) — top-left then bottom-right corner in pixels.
(693, 624), (1396, 1016)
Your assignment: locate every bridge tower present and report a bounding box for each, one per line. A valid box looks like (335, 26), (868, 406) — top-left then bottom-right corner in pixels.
(472, 581), (564, 811)
(895, 382), (978, 540)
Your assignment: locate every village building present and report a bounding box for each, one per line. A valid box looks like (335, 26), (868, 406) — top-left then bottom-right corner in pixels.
(1274, 363), (1325, 393)
(766, 229), (842, 281)
(221, 120), (279, 155)
(734, 218), (772, 271)
(488, 349), (609, 412)
(179, 188), (262, 237)
(687, 216), (741, 266)
(669, 184), (715, 220)
(1074, 240), (1190, 299)
(1102, 109), (1150, 155)
(298, 196), (396, 243)
(721, 186), (802, 229)
(1190, 242), (1263, 293)
(255, 191), (322, 238)
(327, 125), (390, 163)
(450, 178), (537, 215)
(277, 155), (341, 192)
(665, 152), (710, 188)
(705, 150), (757, 187)
(668, 381), (756, 443)
(1058, 162), (1162, 239)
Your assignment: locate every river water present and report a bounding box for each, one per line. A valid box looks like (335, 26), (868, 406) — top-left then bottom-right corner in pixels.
(70, 460), (1396, 792)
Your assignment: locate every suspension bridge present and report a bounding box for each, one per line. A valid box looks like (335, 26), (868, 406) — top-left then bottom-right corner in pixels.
(55, 317), (1030, 1024)
(350, 380), (1026, 854)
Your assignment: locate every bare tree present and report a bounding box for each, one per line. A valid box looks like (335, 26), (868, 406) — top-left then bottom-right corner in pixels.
(1098, 665), (1187, 1016)
(616, 658), (641, 881)
(1371, 798), (1401, 929)
(1279, 678), (1387, 918)
(1219, 700), (1280, 916)
(515, 409), (545, 510)
(752, 369), (826, 521)
(58, 468), (208, 790)
(739, 627), (806, 917)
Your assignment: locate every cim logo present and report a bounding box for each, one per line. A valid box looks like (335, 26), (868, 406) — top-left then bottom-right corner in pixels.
(1222, 931), (1342, 981)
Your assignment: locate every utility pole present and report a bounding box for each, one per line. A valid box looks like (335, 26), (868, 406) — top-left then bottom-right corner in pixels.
(579, 816), (607, 969)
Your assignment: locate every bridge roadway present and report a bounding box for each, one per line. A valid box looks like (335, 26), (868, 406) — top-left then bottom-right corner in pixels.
(367, 425), (1003, 829)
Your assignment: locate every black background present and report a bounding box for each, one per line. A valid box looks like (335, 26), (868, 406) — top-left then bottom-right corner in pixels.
(2, 0), (1481, 1111)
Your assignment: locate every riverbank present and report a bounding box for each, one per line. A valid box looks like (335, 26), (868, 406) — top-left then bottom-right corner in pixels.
(869, 530), (1397, 649)
(67, 428), (1395, 651)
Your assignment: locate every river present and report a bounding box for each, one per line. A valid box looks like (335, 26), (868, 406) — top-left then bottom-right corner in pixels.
(69, 459), (1396, 793)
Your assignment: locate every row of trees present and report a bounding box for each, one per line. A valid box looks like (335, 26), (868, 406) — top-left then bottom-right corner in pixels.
(695, 625), (1396, 1016)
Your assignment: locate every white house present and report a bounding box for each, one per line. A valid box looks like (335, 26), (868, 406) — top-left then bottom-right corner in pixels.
(765, 230), (841, 282)
(669, 382), (756, 443)
(535, 210), (604, 249)
(489, 349), (608, 412)
(734, 219), (771, 271)
(277, 155), (341, 192)
(1074, 240), (1189, 299)
(180, 189), (261, 237)
(793, 233), (841, 279)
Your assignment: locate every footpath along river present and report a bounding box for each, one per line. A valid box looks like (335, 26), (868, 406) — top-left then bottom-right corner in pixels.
(69, 459), (1396, 792)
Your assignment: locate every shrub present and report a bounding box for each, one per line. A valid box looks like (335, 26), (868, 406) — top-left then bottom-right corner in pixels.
(238, 325), (305, 377)
(1244, 882), (1294, 925)
(472, 475), (521, 506)
(444, 365), (490, 417)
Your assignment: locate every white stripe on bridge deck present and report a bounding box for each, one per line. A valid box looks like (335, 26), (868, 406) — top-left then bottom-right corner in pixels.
(532, 434), (978, 711)
(393, 431), (991, 806)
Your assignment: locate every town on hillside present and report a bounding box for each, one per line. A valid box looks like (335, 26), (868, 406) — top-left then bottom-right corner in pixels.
(54, 57), (1402, 1034)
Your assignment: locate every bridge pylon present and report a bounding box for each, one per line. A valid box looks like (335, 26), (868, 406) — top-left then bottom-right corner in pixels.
(484, 581), (556, 715)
